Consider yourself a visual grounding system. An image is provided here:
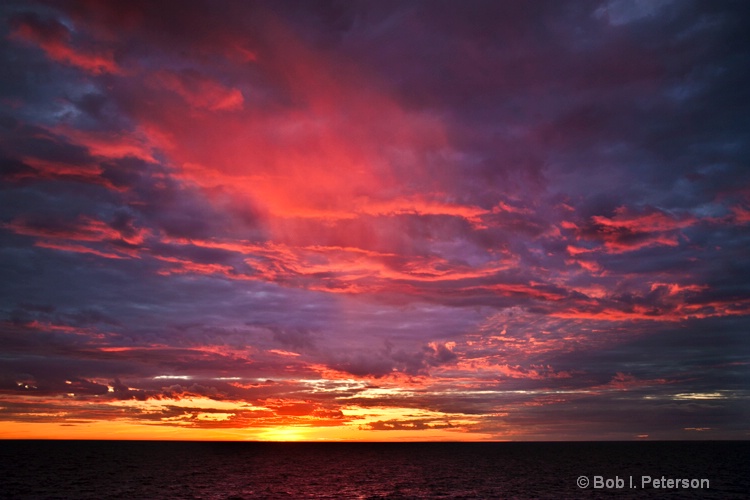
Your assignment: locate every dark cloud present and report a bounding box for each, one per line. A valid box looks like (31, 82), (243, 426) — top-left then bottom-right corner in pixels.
(271, 327), (316, 351)
(365, 418), (455, 432)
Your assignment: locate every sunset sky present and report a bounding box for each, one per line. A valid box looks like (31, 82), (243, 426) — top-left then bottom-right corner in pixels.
(1, 0), (749, 441)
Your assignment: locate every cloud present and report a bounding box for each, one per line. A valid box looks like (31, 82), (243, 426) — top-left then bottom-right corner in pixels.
(271, 327), (316, 351)
(583, 207), (698, 253)
(365, 418), (455, 431)
(151, 70), (244, 111)
(9, 12), (120, 75)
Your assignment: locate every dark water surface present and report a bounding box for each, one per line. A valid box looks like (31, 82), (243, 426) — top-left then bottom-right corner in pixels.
(1, 441), (747, 499)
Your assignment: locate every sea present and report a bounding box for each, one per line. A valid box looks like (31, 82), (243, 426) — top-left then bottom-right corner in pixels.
(0, 441), (747, 499)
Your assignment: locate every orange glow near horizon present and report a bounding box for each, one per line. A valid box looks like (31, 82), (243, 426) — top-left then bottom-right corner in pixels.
(0, 403), (494, 442)
(0, 421), (498, 442)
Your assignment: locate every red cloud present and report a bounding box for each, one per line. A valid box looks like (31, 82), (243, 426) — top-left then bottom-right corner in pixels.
(4, 215), (148, 261)
(591, 207), (694, 233)
(584, 207), (697, 253)
(49, 126), (157, 162)
(34, 241), (127, 260)
(10, 14), (120, 75)
(10, 157), (125, 191)
(153, 255), (239, 279)
(152, 70), (244, 111)
(593, 372), (670, 392)
(5, 216), (147, 246)
(731, 205), (750, 224)
(452, 358), (573, 380)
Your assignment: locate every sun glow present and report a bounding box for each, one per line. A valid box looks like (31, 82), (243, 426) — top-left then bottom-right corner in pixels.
(259, 426), (307, 442)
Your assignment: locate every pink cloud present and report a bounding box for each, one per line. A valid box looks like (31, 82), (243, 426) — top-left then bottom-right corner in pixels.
(586, 207), (697, 253)
(10, 157), (125, 191)
(152, 70), (244, 111)
(34, 241), (128, 260)
(10, 15), (120, 75)
(49, 126), (157, 163)
(4, 216), (148, 246)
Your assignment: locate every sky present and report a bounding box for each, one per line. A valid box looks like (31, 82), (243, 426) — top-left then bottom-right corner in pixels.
(0, 0), (749, 441)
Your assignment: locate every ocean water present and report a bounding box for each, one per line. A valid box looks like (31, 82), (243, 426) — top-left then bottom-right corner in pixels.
(0, 441), (747, 499)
